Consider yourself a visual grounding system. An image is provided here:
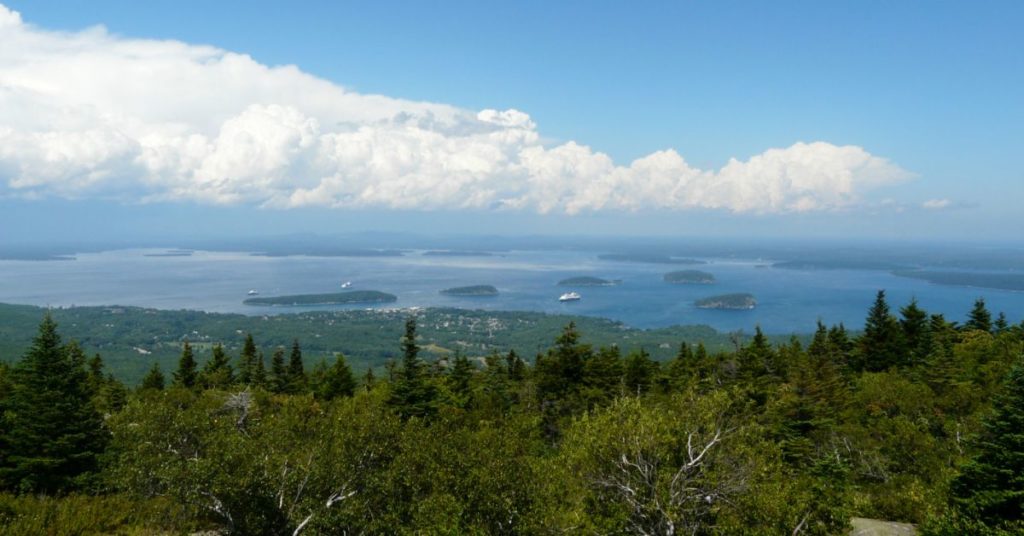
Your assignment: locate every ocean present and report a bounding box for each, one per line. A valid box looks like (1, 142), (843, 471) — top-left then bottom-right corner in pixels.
(1, 248), (1022, 334)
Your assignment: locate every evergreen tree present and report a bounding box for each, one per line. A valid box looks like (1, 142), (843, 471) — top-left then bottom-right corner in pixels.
(200, 344), (234, 389)
(994, 312), (1010, 333)
(86, 353), (105, 397)
(0, 315), (105, 493)
(101, 374), (128, 413)
(173, 341), (198, 389)
(664, 342), (695, 391)
(237, 333), (258, 385)
(944, 360), (1024, 532)
(141, 362), (165, 390)
(388, 317), (437, 419)
(900, 298), (931, 365)
(623, 348), (657, 395)
(269, 348), (288, 394)
(965, 298), (993, 333)
(448, 350), (474, 402)
(363, 366), (376, 391)
(583, 345), (624, 404)
(808, 321), (831, 359)
(314, 354), (356, 400)
(856, 290), (906, 371)
(505, 349), (526, 382)
(287, 339), (306, 393)
(252, 351), (267, 389)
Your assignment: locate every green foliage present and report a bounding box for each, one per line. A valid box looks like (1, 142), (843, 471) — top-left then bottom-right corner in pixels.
(387, 318), (438, 420)
(0, 315), (106, 493)
(140, 362), (165, 390)
(199, 343), (234, 389)
(172, 341), (197, 389)
(966, 298), (994, 333)
(857, 290), (907, 371)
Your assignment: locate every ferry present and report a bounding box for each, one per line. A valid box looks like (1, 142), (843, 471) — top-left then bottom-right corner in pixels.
(558, 292), (581, 302)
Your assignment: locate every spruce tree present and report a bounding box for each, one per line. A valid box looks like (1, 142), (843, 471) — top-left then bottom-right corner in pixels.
(965, 298), (993, 333)
(448, 350), (474, 402)
(945, 360), (1024, 531)
(623, 348), (657, 395)
(505, 349), (526, 382)
(141, 362), (165, 390)
(900, 298), (931, 365)
(856, 290), (906, 371)
(320, 353), (356, 400)
(664, 342), (695, 391)
(253, 351), (267, 389)
(0, 315), (105, 493)
(388, 317), (437, 419)
(269, 348), (288, 394)
(173, 341), (198, 389)
(994, 313), (1010, 333)
(287, 339), (306, 393)
(237, 333), (257, 385)
(363, 367), (376, 391)
(200, 344), (234, 389)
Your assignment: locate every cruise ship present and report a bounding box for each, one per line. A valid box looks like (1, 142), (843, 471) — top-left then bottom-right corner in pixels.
(247, 289), (259, 296)
(558, 291), (581, 302)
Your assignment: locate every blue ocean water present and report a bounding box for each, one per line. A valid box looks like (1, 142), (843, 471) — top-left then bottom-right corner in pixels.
(1, 248), (1021, 334)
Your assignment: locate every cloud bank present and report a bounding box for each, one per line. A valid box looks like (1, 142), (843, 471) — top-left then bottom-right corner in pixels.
(0, 4), (912, 214)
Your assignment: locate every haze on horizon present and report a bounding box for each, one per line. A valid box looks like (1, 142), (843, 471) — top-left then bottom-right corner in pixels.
(0, 1), (1021, 244)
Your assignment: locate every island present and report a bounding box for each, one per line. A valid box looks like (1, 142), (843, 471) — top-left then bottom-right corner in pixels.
(143, 250), (194, 257)
(557, 276), (621, 287)
(773, 260), (908, 271)
(598, 253), (705, 265)
(423, 250), (495, 257)
(664, 270), (716, 284)
(243, 291), (398, 306)
(695, 293), (757, 310)
(440, 285), (499, 296)
(892, 270), (1024, 291)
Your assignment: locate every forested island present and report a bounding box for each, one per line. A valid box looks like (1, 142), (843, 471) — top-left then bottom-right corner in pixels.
(598, 253), (706, 265)
(695, 293), (757, 310)
(774, 260), (909, 271)
(892, 270), (1024, 291)
(439, 285), (499, 296)
(556, 276), (621, 287)
(243, 291), (398, 306)
(664, 270), (716, 284)
(0, 293), (1022, 534)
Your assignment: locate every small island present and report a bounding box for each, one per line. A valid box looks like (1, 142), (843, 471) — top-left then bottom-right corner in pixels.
(664, 270), (716, 284)
(423, 250), (495, 257)
(557, 276), (621, 287)
(892, 270), (1024, 291)
(244, 291), (398, 306)
(598, 253), (705, 265)
(695, 293), (756, 310)
(440, 285), (499, 296)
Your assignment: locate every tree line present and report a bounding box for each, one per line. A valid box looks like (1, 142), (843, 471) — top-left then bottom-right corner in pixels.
(0, 292), (1022, 534)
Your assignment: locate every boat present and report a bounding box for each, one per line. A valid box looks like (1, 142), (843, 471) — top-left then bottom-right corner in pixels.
(247, 289), (259, 296)
(558, 292), (581, 302)
(341, 281), (353, 289)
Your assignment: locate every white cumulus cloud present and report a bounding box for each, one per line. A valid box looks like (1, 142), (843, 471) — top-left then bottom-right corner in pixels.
(0, 4), (913, 213)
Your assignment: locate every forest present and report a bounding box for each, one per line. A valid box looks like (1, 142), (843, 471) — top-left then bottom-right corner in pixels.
(0, 291), (1022, 535)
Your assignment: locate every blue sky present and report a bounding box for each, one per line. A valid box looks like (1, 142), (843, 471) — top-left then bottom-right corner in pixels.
(1, 1), (1022, 241)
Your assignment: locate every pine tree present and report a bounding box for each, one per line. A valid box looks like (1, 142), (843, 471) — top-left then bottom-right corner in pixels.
(322, 353), (356, 400)
(287, 339), (306, 393)
(664, 342), (695, 391)
(237, 333), (257, 385)
(173, 341), (198, 389)
(269, 348), (288, 394)
(448, 350), (474, 402)
(994, 312), (1010, 333)
(141, 362), (165, 390)
(363, 367), (376, 391)
(388, 317), (437, 419)
(0, 315), (105, 493)
(583, 345), (624, 403)
(253, 351), (267, 389)
(623, 348), (657, 395)
(86, 353), (105, 397)
(856, 290), (906, 371)
(900, 298), (931, 365)
(945, 360), (1024, 531)
(200, 344), (234, 389)
(965, 298), (993, 333)
(506, 349), (526, 382)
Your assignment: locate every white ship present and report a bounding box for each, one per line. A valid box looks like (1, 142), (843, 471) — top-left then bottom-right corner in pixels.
(341, 281), (353, 289)
(247, 289), (259, 296)
(558, 292), (581, 302)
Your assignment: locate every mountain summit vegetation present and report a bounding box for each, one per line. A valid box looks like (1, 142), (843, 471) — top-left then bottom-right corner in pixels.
(1, 294), (1022, 534)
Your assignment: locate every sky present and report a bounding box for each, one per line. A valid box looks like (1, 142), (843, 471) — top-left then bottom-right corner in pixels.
(0, 1), (1021, 243)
